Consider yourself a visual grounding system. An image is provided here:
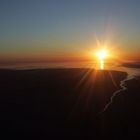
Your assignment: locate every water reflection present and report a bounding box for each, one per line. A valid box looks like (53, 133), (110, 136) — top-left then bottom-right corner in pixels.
(100, 60), (104, 70)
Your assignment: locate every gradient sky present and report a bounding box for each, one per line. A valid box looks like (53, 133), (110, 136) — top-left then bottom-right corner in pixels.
(1, 0), (140, 63)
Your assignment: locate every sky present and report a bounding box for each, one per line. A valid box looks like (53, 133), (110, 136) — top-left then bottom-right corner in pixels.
(0, 0), (140, 63)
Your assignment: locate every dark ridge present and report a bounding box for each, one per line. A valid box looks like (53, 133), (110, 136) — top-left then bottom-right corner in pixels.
(122, 62), (140, 68)
(99, 76), (140, 139)
(0, 69), (128, 139)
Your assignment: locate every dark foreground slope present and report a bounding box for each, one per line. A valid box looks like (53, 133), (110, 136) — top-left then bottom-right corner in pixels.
(100, 76), (140, 139)
(0, 69), (128, 139)
(122, 62), (140, 68)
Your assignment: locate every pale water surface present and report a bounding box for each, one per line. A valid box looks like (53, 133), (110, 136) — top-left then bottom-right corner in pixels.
(0, 61), (140, 77)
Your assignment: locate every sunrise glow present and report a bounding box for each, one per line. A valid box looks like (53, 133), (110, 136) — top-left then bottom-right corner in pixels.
(95, 49), (109, 70)
(96, 49), (108, 60)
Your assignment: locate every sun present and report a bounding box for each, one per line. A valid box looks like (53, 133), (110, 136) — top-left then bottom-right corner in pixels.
(95, 49), (108, 70)
(96, 49), (108, 60)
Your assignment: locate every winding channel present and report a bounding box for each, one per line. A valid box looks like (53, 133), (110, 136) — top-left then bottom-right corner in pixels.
(101, 66), (140, 113)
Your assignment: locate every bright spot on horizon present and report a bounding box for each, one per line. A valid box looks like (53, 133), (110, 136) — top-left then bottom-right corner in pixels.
(95, 49), (109, 70)
(96, 49), (107, 60)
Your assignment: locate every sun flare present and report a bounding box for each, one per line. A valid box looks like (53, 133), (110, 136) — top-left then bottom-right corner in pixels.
(96, 49), (107, 60)
(95, 49), (109, 70)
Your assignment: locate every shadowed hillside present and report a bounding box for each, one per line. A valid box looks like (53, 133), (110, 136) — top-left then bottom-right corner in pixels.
(0, 69), (127, 139)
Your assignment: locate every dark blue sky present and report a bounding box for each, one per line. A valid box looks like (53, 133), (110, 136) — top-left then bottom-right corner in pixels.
(1, 0), (140, 61)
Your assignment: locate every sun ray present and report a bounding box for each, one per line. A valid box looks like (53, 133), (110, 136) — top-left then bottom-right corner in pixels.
(108, 71), (119, 89)
(68, 69), (99, 119)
